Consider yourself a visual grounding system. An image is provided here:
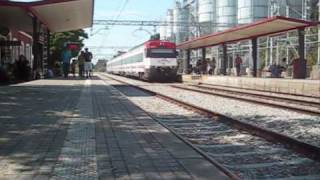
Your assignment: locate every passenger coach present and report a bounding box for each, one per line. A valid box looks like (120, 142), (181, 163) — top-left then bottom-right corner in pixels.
(107, 40), (178, 81)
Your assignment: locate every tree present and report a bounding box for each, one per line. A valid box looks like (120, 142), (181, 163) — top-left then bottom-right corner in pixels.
(49, 29), (88, 68)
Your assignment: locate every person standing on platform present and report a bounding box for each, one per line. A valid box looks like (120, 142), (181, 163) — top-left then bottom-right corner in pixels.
(202, 59), (208, 74)
(196, 59), (201, 74)
(78, 51), (85, 77)
(61, 47), (72, 78)
(210, 57), (216, 75)
(71, 59), (77, 78)
(84, 48), (93, 78)
(235, 54), (242, 76)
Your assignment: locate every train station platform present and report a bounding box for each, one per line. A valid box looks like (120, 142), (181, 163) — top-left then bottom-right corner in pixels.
(0, 77), (229, 180)
(182, 75), (320, 97)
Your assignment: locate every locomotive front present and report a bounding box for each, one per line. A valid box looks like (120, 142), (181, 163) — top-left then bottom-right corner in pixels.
(144, 40), (178, 81)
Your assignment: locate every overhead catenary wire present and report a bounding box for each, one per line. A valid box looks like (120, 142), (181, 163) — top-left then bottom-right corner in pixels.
(95, 0), (130, 58)
(93, 19), (241, 28)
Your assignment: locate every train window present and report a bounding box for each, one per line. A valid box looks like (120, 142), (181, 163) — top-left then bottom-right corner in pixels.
(151, 49), (174, 54)
(146, 49), (176, 58)
(108, 53), (144, 66)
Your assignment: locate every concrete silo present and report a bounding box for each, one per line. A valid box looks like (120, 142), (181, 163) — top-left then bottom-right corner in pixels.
(216, 0), (237, 31)
(179, 1), (190, 43)
(173, 1), (181, 36)
(238, 0), (268, 24)
(166, 9), (174, 41)
(198, 0), (216, 34)
(159, 25), (167, 40)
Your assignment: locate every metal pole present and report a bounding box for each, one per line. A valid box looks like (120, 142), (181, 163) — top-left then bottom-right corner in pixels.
(222, 43), (227, 75)
(266, 37), (269, 66)
(286, 4), (290, 64)
(47, 29), (51, 69)
(202, 47), (206, 62)
(276, 41), (279, 64)
(270, 37), (273, 65)
(299, 29), (305, 61)
(183, 49), (191, 74)
(318, 2), (320, 65)
(252, 38), (258, 77)
(32, 17), (38, 77)
(296, 28), (306, 79)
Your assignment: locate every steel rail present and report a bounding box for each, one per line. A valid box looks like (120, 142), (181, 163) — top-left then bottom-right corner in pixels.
(100, 74), (320, 163)
(190, 84), (320, 107)
(198, 82), (320, 99)
(171, 85), (320, 116)
(99, 74), (240, 180)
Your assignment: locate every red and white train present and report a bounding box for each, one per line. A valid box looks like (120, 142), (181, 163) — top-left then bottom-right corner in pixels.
(106, 40), (178, 81)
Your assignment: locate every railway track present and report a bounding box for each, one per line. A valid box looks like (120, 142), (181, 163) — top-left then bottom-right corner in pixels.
(198, 82), (320, 99)
(99, 73), (320, 180)
(170, 84), (320, 116)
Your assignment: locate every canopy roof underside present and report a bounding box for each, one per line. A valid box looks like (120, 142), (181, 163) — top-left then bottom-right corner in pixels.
(0, 0), (94, 33)
(177, 16), (318, 50)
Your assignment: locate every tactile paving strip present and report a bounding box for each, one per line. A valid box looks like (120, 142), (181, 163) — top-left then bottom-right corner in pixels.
(51, 80), (98, 180)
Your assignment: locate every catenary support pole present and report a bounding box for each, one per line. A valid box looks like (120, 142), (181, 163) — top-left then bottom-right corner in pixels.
(183, 49), (191, 74)
(296, 28), (306, 79)
(202, 47), (206, 62)
(252, 38), (258, 77)
(318, 2), (320, 65)
(47, 29), (51, 69)
(222, 43), (227, 75)
(32, 17), (39, 78)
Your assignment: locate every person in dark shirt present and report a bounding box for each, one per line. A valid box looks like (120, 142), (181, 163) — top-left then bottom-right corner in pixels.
(78, 51), (85, 77)
(235, 54), (242, 76)
(84, 48), (93, 78)
(14, 55), (30, 81)
(61, 47), (72, 78)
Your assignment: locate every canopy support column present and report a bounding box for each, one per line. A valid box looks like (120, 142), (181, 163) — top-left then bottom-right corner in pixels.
(202, 47), (206, 74)
(298, 28), (305, 62)
(294, 28), (306, 79)
(47, 29), (52, 69)
(252, 38), (258, 77)
(183, 49), (191, 74)
(222, 43), (227, 75)
(202, 47), (206, 62)
(32, 16), (39, 79)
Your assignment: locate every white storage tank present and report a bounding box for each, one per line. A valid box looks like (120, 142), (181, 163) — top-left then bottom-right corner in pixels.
(173, 1), (181, 35)
(166, 9), (174, 40)
(179, 3), (190, 43)
(238, 0), (268, 24)
(159, 25), (167, 40)
(216, 0), (237, 31)
(198, 0), (216, 34)
(198, 0), (215, 23)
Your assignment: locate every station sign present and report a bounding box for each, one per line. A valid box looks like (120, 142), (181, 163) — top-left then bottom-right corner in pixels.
(64, 42), (81, 50)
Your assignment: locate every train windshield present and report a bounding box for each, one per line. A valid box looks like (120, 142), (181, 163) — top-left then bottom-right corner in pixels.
(146, 48), (176, 58)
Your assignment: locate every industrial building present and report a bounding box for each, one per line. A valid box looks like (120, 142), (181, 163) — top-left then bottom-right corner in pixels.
(159, 0), (320, 79)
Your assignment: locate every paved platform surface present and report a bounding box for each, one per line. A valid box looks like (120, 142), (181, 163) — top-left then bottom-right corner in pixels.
(0, 77), (229, 180)
(183, 75), (320, 97)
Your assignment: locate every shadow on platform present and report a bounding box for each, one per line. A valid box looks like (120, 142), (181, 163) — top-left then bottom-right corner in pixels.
(0, 79), (223, 179)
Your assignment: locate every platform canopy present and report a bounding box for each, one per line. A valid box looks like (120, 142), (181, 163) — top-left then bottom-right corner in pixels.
(0, 0), (94, 33)
(178, 16), (318, 50)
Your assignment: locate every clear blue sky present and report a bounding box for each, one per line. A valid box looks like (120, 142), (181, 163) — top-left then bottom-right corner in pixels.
(12, 0), (174, 63)
(84, 0), (174, 63)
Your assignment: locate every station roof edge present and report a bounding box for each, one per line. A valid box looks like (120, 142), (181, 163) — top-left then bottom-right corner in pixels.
(177, 16), (319, 50)
(0, 0), (94, 33)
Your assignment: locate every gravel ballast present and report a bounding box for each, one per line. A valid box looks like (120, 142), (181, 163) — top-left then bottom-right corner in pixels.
(103, 74), (320, 148)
